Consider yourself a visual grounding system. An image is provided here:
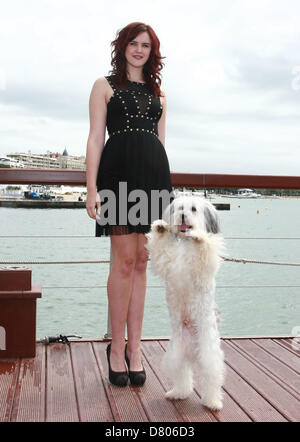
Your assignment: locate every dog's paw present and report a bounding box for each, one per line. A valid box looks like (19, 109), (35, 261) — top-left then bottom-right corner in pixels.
(201, 395), (223, 411)
(185, 230), (206, 243)
(165, 389), (191, 400)
(151, 219), (169, 234)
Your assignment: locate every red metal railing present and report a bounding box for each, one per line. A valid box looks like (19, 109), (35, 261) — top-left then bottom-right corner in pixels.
(1, 168), (300, 189)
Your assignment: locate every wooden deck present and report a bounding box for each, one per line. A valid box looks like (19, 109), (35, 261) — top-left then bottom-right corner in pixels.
(0, 337), (299, 422)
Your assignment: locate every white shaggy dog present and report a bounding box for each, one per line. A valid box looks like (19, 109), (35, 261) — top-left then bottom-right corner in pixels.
(145, 194), (225, 411)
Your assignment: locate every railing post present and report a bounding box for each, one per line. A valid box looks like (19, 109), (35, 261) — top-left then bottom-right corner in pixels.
(103, 246), (112, 339)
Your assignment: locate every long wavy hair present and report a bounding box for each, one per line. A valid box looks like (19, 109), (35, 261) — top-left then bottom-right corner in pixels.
(109, 22), (165, 97)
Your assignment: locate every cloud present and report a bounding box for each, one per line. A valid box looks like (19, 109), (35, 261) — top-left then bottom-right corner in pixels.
(1, 0), (300, 175)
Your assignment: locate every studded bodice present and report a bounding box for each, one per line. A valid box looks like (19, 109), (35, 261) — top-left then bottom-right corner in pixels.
(105, 75), (163, 139)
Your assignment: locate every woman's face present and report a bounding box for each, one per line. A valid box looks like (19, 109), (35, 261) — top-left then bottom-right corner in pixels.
(125, 31), (152, 69)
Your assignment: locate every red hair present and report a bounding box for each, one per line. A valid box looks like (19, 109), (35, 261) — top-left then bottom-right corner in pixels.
(109, 22), (165, 97)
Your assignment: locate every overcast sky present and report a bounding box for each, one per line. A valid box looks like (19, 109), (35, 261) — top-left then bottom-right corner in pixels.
(1, 0), (300, 175)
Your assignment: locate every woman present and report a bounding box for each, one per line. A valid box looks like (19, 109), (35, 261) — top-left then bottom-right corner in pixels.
(85, 22), (173, 387)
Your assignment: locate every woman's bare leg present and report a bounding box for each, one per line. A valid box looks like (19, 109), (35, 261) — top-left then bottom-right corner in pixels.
(126, 233), (149, 371)
(108, 233), (138, 371)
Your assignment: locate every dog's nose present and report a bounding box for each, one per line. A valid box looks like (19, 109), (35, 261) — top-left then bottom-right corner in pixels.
(181, 214), (185, 223)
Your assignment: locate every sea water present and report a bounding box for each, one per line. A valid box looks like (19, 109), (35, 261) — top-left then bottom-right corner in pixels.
(0, 197), (299, 338)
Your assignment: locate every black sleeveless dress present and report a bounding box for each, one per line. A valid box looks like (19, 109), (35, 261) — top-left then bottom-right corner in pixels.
(95, 75), (174, 237)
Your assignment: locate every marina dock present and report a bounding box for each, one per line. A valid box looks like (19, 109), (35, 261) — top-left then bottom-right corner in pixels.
(0, 199), (230, 210)
(0, 199), (86, 208)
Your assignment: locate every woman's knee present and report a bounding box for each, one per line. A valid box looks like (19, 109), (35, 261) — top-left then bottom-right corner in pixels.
(135, 251), (148, 273)
(110, 234), (138, 277)
(110, 233), (148, 276)
(114, 254), (136, 277)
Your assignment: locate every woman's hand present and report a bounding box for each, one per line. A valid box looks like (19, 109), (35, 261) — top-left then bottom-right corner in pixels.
(86, 190), (101, 220)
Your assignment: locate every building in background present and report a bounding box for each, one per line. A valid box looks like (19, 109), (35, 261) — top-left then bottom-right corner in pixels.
(6, 148), (86, 170)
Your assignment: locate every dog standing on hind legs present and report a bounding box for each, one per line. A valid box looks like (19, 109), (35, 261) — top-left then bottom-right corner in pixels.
(145, 195), (226, 411)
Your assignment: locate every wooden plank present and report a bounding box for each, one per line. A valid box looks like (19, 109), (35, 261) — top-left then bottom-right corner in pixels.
(222, 363), (287, 422)
(0, 358), (19, 422)
(70, 342), (113, 422)
(273, 338), (300, 357)
(130, 341), (185, 422)
(10, 344), (45, 422)
(252, 339), (300, 375)
(46, 344), (79, 422)
(143, 340), (216, 422)
(158, 340), (251, 422)
(223, 340), (300, 421)
(230, 339), (300, 400)
(93, 341), (148, 422)
(254, 339), (300, 374)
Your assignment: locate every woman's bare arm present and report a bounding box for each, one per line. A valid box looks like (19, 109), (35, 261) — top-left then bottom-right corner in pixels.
(85, 77), (107, 219)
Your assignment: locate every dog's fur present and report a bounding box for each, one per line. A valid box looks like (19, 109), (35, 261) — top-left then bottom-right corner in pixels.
(145, 194), (225, 411)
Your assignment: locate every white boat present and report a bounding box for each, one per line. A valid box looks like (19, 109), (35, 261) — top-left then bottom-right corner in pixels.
(173, 189), (205, 198)
(226, 188), (262, 198)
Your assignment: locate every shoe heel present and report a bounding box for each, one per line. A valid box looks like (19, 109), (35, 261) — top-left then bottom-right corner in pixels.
(106, 344), (128, 387)
(125, 344), (146, 386)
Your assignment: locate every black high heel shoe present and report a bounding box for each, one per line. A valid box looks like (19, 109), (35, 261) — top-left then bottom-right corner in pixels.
(125, 344), (146, 386)
(106, 343), (128, 387)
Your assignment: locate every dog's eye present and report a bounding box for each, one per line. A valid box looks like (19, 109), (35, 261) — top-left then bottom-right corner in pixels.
(192, 206), (197, 212)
